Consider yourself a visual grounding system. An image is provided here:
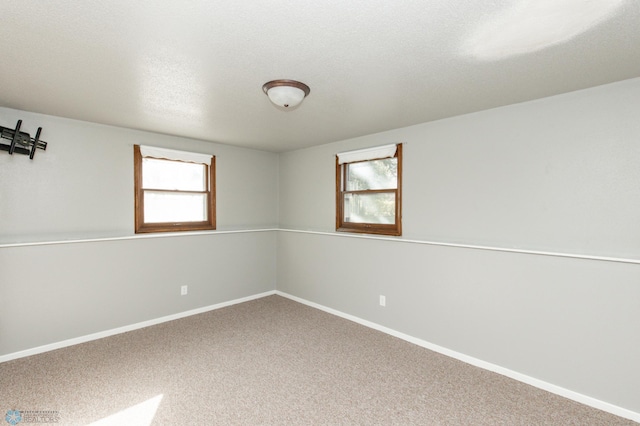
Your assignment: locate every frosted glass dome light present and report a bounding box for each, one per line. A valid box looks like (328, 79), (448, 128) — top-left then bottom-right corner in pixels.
(262, 80), (310, 109)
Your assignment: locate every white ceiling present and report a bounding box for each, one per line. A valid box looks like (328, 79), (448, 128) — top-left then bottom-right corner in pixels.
(1, 0), (639, 152)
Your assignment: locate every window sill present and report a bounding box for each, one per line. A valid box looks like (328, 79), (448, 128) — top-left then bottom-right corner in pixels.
(336, 226), (401, 237)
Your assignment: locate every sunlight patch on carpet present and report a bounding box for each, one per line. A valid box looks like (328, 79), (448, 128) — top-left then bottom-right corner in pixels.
(88, 394), (163, 426)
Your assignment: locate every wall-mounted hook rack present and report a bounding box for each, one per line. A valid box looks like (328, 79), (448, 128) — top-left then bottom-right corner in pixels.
(0, 120), (48, 159)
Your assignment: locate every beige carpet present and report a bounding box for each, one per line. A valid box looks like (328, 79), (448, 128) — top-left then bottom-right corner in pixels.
(0, 295), (636, 425)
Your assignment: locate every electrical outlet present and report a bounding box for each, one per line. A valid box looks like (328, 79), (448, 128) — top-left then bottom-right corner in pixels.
(379, 295), (386, 307)
(181, 285), (188, 296)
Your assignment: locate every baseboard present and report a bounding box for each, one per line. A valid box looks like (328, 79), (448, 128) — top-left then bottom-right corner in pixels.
(0, 290), (277, 364)
(275, 291), (640, 423)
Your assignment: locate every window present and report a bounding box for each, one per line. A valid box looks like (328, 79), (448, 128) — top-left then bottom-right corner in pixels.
(336, 143), (402, 236)
(134, 145), (215, 233)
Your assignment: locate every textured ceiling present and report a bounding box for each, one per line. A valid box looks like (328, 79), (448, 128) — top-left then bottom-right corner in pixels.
(1, 0), (639, 152)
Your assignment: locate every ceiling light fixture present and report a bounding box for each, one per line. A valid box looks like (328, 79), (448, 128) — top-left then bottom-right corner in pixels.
(262, 79), (310, 109)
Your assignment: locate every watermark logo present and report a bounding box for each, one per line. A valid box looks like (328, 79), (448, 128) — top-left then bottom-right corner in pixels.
(4, 410), (60, 424)
(5, 410), (21, 425)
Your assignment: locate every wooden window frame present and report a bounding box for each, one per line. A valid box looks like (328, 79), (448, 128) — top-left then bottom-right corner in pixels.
(336, 143), (402, 236)
(134, 145), (216, 233)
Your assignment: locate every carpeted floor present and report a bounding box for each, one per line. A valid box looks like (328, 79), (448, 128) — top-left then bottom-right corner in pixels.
(0, 295), (636, 425)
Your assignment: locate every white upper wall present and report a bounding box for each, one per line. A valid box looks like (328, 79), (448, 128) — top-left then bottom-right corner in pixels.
(279, 77), (640, 260)
(0, 108), (279, 244)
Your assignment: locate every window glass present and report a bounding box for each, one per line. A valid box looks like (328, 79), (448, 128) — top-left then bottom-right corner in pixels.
(144, 192), (208, 223)
(336, 143), (402, 236)
(345, 158), (397, 191)
(134, 145), (215, 233)
(343, 193), (396, 224)
(142, 158), (206, 191)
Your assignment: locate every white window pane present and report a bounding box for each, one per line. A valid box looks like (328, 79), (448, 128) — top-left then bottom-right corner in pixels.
(144, 192), (207, 223)
(143, 158), (206, 191)
(346, 158), (397, 191)
(344, 193), (395, 224)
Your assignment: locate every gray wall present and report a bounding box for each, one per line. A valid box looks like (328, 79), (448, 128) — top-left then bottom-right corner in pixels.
(1, 232), (276, 355)
(277, 78), (640, 413)
(0, 107), (278, 355)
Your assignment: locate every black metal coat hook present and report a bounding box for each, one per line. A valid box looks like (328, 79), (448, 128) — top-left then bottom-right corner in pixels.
(0, 120), (48, 159)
